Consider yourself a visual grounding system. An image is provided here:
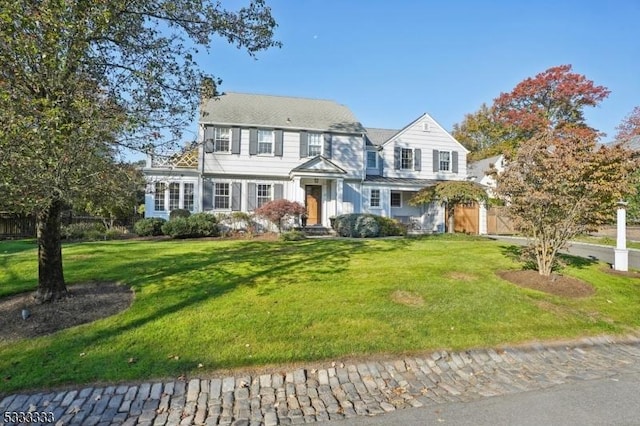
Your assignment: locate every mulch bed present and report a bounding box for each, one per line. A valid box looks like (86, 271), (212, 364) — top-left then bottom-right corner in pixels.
(0, 282), (133, 343)
(498, 270), (595, 298)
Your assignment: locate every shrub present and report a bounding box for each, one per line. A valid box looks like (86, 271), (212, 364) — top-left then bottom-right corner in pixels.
(332, 214), (404, 238)
(61, 222), (106, 240)
(280, 230), (306, 241)
(134, 217), (166, 236)
(169, 209), (191, 220)
(255, 199), (306, 232)
(161, 217), (193, 238)
(188, 213), (219, 237)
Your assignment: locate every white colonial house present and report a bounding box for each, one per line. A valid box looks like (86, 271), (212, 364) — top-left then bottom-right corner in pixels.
(143, 92), (469, 232)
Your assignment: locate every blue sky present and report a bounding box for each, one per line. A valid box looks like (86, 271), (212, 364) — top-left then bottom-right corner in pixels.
(196, 0), (639, 143)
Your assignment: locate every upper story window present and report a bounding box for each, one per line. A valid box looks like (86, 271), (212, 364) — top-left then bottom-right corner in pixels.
(366, 151), (378, 168)
(214, 128), (230, 152)
(258, 130), (274, 154)
(401, 148), (413, 170)
(169, 183), (180, 211)
(370, 189), (381, 208)
(308, 133), (323, 156)
(257, 184), (272, 208)
(439, 151), (451, 172)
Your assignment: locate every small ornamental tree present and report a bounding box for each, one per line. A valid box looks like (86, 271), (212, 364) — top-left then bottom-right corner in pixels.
(409, 181), (488, 233)
(615, 106), (640, 142)
(496, 126), (638, 276)
(255, 199), (306, 232)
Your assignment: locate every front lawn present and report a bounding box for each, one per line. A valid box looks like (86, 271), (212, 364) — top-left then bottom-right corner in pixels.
(1, 236), (640, 394)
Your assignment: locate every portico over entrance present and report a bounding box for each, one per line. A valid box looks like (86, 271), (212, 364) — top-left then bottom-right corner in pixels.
(290, 156), (346, 227)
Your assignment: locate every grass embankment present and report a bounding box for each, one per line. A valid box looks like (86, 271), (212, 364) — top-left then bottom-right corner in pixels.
(1, 236), (639, 394)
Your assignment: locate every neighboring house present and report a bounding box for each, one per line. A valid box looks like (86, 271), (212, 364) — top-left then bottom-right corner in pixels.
(143, 92), (469, 232)
(467, 154), (505, 196)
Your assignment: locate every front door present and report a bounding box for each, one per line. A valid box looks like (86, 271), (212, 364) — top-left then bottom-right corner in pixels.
(305, 185), (322, 226)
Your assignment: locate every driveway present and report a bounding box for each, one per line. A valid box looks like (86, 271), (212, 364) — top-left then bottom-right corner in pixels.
(488, 235), (640, 270)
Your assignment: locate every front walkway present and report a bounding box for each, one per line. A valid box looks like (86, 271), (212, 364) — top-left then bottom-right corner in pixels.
(2, 333), (640, 425)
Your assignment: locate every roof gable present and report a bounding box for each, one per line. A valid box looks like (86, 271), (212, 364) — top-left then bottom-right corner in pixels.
(291, 156), (347, 174)
(200, 92), (365, 134)
(381, 113), (469, 153)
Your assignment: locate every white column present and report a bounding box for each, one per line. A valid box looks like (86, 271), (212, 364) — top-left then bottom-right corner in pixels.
(336, 178), (344, 216)
(614, 202), (628, 272)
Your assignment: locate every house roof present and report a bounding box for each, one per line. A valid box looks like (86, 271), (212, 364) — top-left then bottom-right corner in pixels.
(467, 154), (503, 183)
(200, 92), (365, 134)
(364, 127), (398, 147)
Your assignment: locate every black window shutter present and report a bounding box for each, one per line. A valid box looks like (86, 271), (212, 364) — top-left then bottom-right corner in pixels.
(394, 147), (401, 170)
(323, 133), (332, 159)
(247, 183), (257, 211)
(204, 126), (214, 141)
(231, 128), (241, 154)
(433, 150), (440, 172)
(275, 130), (284, 157)
(414, 148), (422, 171)
(203, 179), (213, 210)
(452, 151), (459, 174)
(231, 182), (242, 211)
(274, 183), (284, 200)
(299, 131), (308, 158)
(249, 129), (258, 155)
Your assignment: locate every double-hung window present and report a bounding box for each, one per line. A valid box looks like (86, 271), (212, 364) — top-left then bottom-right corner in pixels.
(154, 182), (166, 211)
(367, 151), (378, 169)
(258, 130), (274, 154)
(401, 148), (413, 170)
(184, 183), (194, 211)
(370, 189), (381, 208)
(214, 183), (230, 209)
(214, 127), (230, 152)
(439, 151), (451, 172)
(257, 184), (272, 208)
(169, 183), (180, 211)
(308, 133), (323, 156)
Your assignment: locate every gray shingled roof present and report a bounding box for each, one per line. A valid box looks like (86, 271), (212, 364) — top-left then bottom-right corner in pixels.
(200, 92), (365, 134)
(364, 127), (398, 147)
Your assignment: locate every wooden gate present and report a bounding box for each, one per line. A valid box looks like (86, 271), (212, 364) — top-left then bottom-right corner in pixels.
(487, 207), (516, 234)
(453, 202), (479, 234)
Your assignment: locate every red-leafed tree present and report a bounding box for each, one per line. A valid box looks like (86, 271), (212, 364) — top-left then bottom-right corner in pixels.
(494, 64), (610, 148)
(255, 199), (306, 232)
(616, 106), (640, 141)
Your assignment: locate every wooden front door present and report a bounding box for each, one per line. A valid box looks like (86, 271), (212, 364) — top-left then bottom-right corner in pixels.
(305, 185), (322, 225)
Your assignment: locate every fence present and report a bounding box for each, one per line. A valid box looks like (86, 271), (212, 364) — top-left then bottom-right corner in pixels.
(0, 212), (140, 239)
(487, 207), (517, 235)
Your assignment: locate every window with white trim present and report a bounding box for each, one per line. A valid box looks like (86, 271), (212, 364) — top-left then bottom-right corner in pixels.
(370, 189), (381, 208)
(439, 151), (451, 171)
(184, 183), (194, 211)
(401, 148), (413, 170)
(258, 130), (274, 154)
(214, 182), (230, 209)
(308, 133), (323, 156)
(154, 182), (166, 211)
(391, 191), (402, 208)
(169, 182), (180, 211)
(257, 184), (272, 208)
(214, 127), (230, 152)
(366, 151), (378, 168)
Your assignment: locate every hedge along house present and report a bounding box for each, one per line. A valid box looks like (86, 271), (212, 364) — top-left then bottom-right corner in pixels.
(143, 92), (469, 232)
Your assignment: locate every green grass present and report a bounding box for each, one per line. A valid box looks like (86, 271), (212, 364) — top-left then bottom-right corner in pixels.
(572, 235), (640, 250)
(1, 235), (640, 394)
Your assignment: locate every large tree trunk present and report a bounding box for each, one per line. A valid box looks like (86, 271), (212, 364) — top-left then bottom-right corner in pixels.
(35, 199), (67, 302)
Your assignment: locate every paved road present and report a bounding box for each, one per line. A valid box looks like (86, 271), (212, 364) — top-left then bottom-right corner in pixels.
(319, 372), (640, 426)
(488, 235), (640, 269)
(2, 334), (640, 425)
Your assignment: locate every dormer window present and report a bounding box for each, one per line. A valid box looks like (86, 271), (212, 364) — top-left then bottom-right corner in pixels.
(366, 151), (378, 168)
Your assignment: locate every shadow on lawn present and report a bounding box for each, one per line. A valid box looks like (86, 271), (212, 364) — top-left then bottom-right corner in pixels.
(500, 244), (598, 271)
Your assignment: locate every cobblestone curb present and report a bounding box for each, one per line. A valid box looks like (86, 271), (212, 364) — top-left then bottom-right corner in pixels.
(2, 333), (640, 425)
